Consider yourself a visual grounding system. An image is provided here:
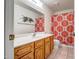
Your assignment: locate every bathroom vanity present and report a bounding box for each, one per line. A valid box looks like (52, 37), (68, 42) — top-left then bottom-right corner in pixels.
(14, 33), (54, 59)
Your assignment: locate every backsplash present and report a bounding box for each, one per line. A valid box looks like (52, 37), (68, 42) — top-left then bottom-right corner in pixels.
(51, 12), (74, 46)
(35, 17), (44, 32)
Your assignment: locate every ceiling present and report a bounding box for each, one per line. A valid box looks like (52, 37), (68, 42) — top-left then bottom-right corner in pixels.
(40, 0), (74, 12)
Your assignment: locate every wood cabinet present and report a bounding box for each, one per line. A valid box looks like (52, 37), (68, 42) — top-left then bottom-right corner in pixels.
(45, 37), (51, 59)
(14, 35), (54, 59)
(14, 42), (34, 59)
(35, 39), (44, 49)
(20, 52), (34, 59)
(35, 39), (44, 59)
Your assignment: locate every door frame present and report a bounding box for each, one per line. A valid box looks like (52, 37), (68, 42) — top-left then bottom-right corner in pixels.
(4, 0), (14, 59)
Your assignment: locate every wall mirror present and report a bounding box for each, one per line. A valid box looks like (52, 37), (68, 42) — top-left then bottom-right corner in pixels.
(14, 0), (44, 36)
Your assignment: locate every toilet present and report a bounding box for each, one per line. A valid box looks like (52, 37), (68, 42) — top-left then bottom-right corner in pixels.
(54, 39), (61, 48)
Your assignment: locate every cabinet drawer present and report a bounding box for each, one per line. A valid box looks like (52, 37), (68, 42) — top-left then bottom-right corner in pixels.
(35, 39), (44, 49)
(45, 37), (50, 43)
(14, 42), (34, 58)
(20, 52), (34, 59)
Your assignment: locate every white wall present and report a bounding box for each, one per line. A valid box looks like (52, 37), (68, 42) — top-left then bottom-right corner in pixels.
(14, 4), (42, 35)
(15, 0), (53, 33)
(15, 0), (53, 14)
(44, 14), (51, 33)
(53, 9), (74, 15)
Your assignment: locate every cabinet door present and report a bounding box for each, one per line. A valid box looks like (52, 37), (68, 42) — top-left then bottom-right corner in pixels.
(35, 47), (44, 59)
(45, 42), (50, 59)
(20, 52), (34, 59)
(50, 36), (54, 52)
(35, 39), (44, 49)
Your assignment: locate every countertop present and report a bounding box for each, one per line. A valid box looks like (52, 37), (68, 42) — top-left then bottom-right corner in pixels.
(14, 33), (54, 48)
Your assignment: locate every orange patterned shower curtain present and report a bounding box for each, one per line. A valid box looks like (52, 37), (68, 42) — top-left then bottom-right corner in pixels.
(51, 12), (74, 46)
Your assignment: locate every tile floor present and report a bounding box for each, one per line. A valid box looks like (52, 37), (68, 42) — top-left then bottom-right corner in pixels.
(48, 45), (74, 59)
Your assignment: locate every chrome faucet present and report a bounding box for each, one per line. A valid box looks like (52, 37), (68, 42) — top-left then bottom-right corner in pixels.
(33, 32), (36, 37)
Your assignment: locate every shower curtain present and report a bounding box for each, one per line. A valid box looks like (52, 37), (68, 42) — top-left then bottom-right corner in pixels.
(51, 12), (74, 46)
